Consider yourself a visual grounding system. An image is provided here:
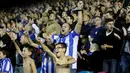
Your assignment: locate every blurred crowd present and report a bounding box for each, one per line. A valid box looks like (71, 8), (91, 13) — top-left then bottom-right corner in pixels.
(0, 0), (130, 73)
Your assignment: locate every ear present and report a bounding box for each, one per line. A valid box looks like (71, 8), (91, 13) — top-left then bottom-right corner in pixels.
(63, 48), (66, 53)
(28, 51), (32, 56)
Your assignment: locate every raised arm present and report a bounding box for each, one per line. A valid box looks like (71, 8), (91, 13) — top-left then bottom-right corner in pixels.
(37, 37), (57, 59)
(74, 1), (83, 34)
(9, 32), (22, 56)
(24, 31), (39, 48)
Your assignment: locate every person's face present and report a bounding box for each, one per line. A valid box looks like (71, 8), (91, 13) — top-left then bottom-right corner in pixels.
(126, 13), (130, 23)
(46, 37), (53, 45)
(55, 44), (65, 57)
(0, 51), (6, 59)
(101, 6), (105, 13)
(105, 21), (114, 31)
(62, 12), (67, 18)
(22, 48), (31, 58)
(61, 23), (71, 35)
(83, 14), (90, 22)
(49, 14), (55, 21)
(20, 35), (28, 44)
(64, 7), (68, 12)
(94, 17), (102, 26)
(66, 16), (73, 24)
(90, 7), (95, 15)
(95, 10), (101, 16)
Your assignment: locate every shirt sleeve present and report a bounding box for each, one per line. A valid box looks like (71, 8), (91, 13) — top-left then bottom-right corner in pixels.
(52, 34), (60, 43)
(71, 30), (80, 38)
(3, 59), (11, 72)
(32, 23), (40, 37)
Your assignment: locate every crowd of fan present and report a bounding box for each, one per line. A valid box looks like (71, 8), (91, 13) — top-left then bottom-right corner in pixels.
(0, 0), (130, 73)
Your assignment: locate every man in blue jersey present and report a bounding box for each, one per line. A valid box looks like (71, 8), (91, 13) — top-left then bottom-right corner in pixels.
(44, 1), (83, 73)
(0, 49), (13, 73)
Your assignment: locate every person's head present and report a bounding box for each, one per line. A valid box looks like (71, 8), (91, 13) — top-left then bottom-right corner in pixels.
(83, 14), (90, 22)
(100, 5), (106, 13)
(42, 16), (49, 24)
(126, 12), (130, 23)
(95, 9), (102, 17)
(61, 23), (72, 35)
(105, 18), (114, 31)
(49, 13), (56, 21)
(55, 43), (67, 57)
(24, 25), (32, 32)
(0, 49), (7, 59)
(62, 11), (67, 18)
(66, 15), (74, 25)
(104, 11), (114, 19)
(64, 7), (68, 12)
(90, 6), (96, 15)
(22, 44), (34, 58)
(0, 26), (5, 37)
(20, 35), (28, 44)
(17, 23), (23, 31)
(71, 11), (78, 21)
(94, 16), (102, 26)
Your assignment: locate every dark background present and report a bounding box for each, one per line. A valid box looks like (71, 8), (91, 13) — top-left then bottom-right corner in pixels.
(0, 0), (129, 9)
(0, 0), (43, 9)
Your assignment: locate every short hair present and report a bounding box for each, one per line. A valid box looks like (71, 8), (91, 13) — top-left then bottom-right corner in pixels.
(55, 42), (67, 49)
(62, 23), (72, 30)
(67, 15), (74, 21)
(105, 11), (115, 18)
(0, 48), (8, 56)
(22, 44), (34, 53)
(105, 18), (114, 24)
(71, 10), (78, 16)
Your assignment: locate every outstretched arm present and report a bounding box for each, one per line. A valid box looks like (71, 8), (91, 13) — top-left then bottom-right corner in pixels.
(74, 1), (83, 34)
(24, 31), (39, 48)
(13, 41), (22, 57)
(37, 37), (57, 60)
(9, 32), (23, 57)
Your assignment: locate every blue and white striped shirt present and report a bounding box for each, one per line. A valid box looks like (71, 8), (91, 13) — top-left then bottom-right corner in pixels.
(52, 30), (80, 69)
(38, 45), (55, 73)
(0, 58), (13, 73)
(41, 53), (55, 73)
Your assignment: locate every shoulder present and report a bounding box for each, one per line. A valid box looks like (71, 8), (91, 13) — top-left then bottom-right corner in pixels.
(29, 58), (35, 64)
(70, 30), (80, 37)
(4, 58), (11, 62)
